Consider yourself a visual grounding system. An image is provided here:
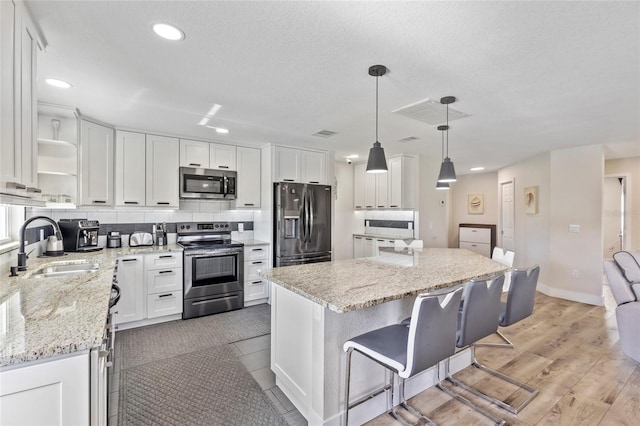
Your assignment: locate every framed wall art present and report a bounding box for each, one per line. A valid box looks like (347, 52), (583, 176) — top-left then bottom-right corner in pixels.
(524, 186), (538, 214)
(467, 194), (484, 214)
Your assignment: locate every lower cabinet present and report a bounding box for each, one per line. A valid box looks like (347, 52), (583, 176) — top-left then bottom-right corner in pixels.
(353, 236), (396, 259)
(114, 252), (183, 329)
(244, 244), (269, 306)
(0, 352), (89, 426)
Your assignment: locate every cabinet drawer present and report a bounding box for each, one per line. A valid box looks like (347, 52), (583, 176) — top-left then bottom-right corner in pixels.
(459, 241), (491, 258)
(147, 291), (183, 319)
(147, 268), (183, 294)
(244, 245), (268, 261)
(246, 260), (267, 281)
(245, 279), (268, 302)
(145, 253), (182, 270)
(459, 227), (491, 244)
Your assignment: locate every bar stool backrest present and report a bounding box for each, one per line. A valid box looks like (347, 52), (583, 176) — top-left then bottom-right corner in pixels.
(457, 274), (505, 348)
(402, 287), (463, 379)
(500, 265), (540, 326)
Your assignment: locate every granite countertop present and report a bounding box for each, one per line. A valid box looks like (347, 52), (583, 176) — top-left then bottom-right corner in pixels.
(0, 244), (183, 368)
(238, 239), (270, 247)
(260, 248), (508, 313)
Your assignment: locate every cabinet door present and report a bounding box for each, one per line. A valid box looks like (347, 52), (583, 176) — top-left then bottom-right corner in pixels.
(353, 163), (366, 209)
(274, 146), (300, 182)
(375, 173), (388, 208)
(353, 236), (365, 258)
(210, 143), (237, 170)
(147, 291), (182, 318)
(363, 237), (376, 257)
(114, 256), (145, 324)
(0, 0), (17, 190)
(146, 268), (182, 294)
(245, 279), (269, 302)
(364, 172), (376, 209)
(146, 135), (179, 207)
(179, 139), (210, 168)
(79, 119), (114, 206)
(235, 146), (261, 208)
(388, 156), (402, 208)
(300, 150), (326, 184)
(115, 131), (146, 206)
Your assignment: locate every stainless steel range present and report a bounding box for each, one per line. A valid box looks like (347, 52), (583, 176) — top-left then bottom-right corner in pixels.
(177, 222), (245, 319)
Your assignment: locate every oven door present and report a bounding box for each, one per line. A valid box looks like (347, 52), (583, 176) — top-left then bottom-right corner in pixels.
(180, 167), (225, 199)
(184, 248), (244, 300)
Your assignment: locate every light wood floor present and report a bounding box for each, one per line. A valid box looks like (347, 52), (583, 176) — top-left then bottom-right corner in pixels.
(366, 287), (639, 426)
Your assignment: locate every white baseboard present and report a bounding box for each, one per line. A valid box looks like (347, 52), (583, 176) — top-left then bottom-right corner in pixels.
(536, 281), (604, 306)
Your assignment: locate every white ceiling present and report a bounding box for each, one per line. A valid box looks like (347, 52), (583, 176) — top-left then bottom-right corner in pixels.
(28, 1), (640, 173)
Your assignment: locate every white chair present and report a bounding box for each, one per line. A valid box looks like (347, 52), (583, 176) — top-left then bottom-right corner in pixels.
(492, 247), (515, 291)
(393, 239), (408, 249)
(408, 239), (423, 249)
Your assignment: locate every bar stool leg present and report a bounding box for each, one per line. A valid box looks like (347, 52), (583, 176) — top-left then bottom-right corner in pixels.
(344, 348), (353, 426)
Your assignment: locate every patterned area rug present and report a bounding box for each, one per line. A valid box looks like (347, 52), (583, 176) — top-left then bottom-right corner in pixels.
(118, 345), (287, 426)
(118, 304), (271, 369)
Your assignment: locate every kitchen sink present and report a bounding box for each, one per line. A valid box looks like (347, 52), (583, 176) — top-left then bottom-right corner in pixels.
(32, 262), (100, 278)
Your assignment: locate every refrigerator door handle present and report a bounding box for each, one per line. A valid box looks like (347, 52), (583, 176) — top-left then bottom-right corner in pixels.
(306, 190), (312, 243)
(299, 191), (306, 242)
(308, 189), (314, 243)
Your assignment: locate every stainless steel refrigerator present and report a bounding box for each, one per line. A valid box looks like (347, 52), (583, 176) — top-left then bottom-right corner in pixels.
(274, 182), (332, 267)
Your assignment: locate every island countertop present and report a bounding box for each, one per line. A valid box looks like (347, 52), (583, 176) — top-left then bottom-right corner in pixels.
(0, 244), (183, 368)
(260, 248), (509, 313)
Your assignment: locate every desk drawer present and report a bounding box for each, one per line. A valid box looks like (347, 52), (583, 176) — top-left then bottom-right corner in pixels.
(459, 227), (491, 244)
(460, 241), (491, 258)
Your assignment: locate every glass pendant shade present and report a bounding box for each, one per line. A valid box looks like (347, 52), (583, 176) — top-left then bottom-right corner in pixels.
(366, 141), (388, 173)
(435, 180), (450, 190)
(437, 157), (457, 183)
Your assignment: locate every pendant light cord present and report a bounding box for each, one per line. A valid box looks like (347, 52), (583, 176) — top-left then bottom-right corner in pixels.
(445, 103), (449, 158)
(375, 75), (379, 142)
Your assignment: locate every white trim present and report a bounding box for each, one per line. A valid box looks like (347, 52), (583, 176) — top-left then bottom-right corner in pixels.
(536, 281), (604, 306)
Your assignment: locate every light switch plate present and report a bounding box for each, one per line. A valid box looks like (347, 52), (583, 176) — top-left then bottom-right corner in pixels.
(569, 224), (580, 233)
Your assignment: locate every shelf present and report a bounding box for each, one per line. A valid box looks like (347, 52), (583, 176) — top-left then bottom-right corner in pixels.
(37, 138), (76, 148)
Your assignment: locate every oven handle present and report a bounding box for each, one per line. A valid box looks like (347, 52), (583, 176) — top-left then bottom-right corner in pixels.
(184, 248), (243, 257)
(192, 295), (239, 306)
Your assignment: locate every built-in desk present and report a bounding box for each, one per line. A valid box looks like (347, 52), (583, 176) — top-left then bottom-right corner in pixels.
(260, 248), (508, 426)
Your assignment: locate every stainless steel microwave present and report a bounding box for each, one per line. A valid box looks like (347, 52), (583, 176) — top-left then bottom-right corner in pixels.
(179, 167), (237, 200)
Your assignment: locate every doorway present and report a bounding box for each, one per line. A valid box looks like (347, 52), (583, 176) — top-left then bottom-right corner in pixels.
(500, 179), (515, 251)
(603, 175), (628, 259)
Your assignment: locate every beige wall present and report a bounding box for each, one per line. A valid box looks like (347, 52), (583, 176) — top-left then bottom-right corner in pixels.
(605, 156), (640, 250)
(498, 152), (552, 286)
(417, 155), (450, 248)
(334, 162), (355, 260)
(549, 145), (604, 305)
(449, 172), (499, 248)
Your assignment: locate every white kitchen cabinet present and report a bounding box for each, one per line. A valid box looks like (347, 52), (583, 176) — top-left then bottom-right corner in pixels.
(353, 163), (366, 209)
(147, 292), (182, 319)
(388, 155), (418, 209)
(145, 252), (182, 269)
(146, 134), (179, 207)
(235, 146), (261, 208)
(0, 351), (90, 426)
(353, 236), (365, 258)
(363, 237), (377, 258)
(274, 146), (300, 182)
(244, 244), (269, 305)
(179, 139), (210, 168)
(145, 253), (183, 319)
(0, 0), (43, 199)
(364, 172), (376, 209)
(300, 150), (326, 184)
(458, 224), (496, 258)
(115, 130), (146, 207)
(375, 174), (389, 208)
(209, 142), (237, 170)
(274, 146), (328, 184)
(113, 255), (145, 324)
(79, 118), (115, 206)
(354, 236), (395, 258)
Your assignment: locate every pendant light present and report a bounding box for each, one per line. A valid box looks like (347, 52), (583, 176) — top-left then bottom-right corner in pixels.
(437, 96), (457, 183)
(435, 125), (450, 190)
(366, 65), (388, 173)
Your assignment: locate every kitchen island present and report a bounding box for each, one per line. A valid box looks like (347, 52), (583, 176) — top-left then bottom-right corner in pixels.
(260, 248), (508, 426)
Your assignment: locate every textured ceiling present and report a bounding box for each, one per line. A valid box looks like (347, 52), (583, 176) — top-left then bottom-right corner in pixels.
(28, 1), (640, 173)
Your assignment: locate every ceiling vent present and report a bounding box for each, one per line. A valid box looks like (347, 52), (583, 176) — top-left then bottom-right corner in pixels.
(312, 130), (338, 138)
(398, 136), (419, 143)
(393, 98), (470, 125)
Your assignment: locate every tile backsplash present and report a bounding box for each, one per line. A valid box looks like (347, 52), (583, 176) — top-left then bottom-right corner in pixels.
(358, 210), (417, 238)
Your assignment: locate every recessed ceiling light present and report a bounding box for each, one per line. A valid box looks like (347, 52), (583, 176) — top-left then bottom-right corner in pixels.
(152, 23), (185, 41)
(45, 78), (72, 89)
(470, 167), (485, 171)
(345, 155), (359, 159)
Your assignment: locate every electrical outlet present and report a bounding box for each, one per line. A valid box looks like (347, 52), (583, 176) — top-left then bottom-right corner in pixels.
(572, 269), (579, 278)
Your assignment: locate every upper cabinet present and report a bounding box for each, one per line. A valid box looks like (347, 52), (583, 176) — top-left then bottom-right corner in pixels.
(353, 155), (417, 210)
(274, 146), (328, 184)
(179, 139), (236, 170)
(235, 146), (261, 208)
(146, 134), (179, 207)
(79, 119), (114, 206)
(0, 0), (44, 201)
(115, 130), (146, 207)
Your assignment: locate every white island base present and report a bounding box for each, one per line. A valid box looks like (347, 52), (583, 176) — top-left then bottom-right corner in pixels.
(271, 284), (472, 426)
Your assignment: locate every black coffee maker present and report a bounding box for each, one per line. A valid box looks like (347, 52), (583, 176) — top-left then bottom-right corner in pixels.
(58, 219), (103, 252)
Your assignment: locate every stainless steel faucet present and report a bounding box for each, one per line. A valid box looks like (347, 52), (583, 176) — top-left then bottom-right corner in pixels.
(17, 216), (63, 271)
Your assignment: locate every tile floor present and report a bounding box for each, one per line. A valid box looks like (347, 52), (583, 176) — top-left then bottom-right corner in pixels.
(109, 332), (307, 426)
